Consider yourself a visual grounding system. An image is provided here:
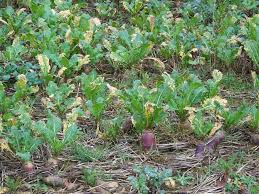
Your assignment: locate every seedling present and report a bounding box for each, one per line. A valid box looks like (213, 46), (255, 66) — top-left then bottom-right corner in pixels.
(83, 168), (98, 187)
(74, 144), (106, 162)
(102, 117), (122, 141)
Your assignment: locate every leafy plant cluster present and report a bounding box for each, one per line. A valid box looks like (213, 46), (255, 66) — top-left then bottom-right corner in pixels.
(128, 165), (172, 194)
(0, 0), (258, 84)
(1, 67), (257, 168)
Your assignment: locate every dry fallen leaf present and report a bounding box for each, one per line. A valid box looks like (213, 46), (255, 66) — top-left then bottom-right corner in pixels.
(43, 176), (66, 187)
(0, 187), (8, 194)
(64, 181), (78, 190)
(47, 158), (59, 166)
(97, 180), (119, 192)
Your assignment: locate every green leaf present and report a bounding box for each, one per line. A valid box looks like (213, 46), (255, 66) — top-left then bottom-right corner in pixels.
(244, 40), (259, 68)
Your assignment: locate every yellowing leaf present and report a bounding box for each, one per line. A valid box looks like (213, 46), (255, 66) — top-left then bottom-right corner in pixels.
(144, 102), (154, 119)
(0, 138), (13, 153)
(90, 17), (101, 29)
(107, 83), (118, 96)
(103, 39), (112, 50)
(164, 177), (176, 189)
(78, 55), (90, 66)
(57, 67), (67, 77)
(65, 28), (72, 43)
(37, 54), (50, 74)
(31, 85), (39, 93)
(16, 74), (27, 88)
(212, 69), (223, 83)
(58, 10), (71, 18)
(16, 8), (26, 15)
(208, 122), (222, 138)
(84, 31), (93, 42)
(148, 15), (155, 32)
(203, 96), (228, 110)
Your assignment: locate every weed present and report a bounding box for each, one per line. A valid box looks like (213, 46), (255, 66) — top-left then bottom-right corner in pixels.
(128, 165), (172, 194)
(173, 172), (193, 186)
(83, 168), (98, 187)
(5, 177), (21, 192)
(74, 144), (106, 162)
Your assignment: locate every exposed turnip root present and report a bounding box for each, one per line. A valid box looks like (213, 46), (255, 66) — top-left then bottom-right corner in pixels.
(250, 134), (259, 145)
(140, 131), (156, 151)
(206, 130), (225, 152)
(121, 117), (133, 133)
(195, 130), (225, 158)
(195, 143), (205, 159)
(23, 161), (34, 174)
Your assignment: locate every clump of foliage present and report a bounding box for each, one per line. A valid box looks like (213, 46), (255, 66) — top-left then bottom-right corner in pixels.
(0, 75), (38, 122)
(43, 81), (82, 115)
(189, 110), (214, 138)
(120, 80), (165, 133)
(216, 103), (249, 129)
(4, 105), (41, 163)
(78, 70), (109, 135)
(34, 112), (79, 156)
(128, 165), (172, 194)
(163, 71), (207, 122)
(104, 29), (152, 69)
(214, 152), (259, 193)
